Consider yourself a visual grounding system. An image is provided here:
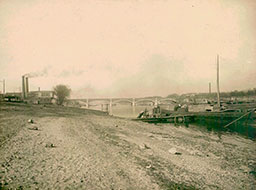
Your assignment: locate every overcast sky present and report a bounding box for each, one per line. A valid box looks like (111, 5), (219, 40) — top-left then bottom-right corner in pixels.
(0, 0), (255, 98)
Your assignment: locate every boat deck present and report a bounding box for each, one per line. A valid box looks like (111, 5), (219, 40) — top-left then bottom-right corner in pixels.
(133, 109), (256, 125)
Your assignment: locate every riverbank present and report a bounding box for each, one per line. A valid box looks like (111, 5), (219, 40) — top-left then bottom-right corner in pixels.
(0, 102), (255, 189)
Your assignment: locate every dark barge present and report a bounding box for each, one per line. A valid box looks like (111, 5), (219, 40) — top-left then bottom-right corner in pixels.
(132, 106), (256, 127)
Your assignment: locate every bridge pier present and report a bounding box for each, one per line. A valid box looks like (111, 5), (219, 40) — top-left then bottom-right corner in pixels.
(109, 98), (113, 115)
(132, 98), (135, 107)
(154, 97), (158, 106)
(86, 98), (89, 108)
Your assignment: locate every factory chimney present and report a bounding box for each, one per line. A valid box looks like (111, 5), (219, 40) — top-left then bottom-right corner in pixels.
(22, 75), (26, 99)
(25, 77), (29, 95)
(22, 75), (30, 99)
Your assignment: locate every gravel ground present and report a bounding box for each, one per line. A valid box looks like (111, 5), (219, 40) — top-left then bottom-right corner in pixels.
(0, 102), (255, 189)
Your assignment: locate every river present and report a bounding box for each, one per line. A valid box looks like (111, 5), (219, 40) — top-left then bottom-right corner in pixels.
(84, 104), (256, 140)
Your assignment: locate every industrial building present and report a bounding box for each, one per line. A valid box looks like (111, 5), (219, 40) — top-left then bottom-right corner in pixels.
(1, 76), (55, 104)
(21, 75), (55, 104)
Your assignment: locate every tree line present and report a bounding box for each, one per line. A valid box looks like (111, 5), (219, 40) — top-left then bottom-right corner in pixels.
(167, 88), (256, 100)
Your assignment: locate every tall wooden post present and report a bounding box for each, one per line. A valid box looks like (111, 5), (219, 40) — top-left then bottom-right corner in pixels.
(209, 82), (211, 94)
(217, 54), (221, 108)
(2, 79), (5, 94)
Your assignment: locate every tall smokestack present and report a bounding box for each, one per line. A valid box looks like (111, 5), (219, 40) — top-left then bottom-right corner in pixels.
(22, 75), (26, 99)
(25, 77), (29, 95)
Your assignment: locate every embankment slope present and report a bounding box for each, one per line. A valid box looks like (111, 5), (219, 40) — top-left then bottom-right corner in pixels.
(0, 102), (255, 189)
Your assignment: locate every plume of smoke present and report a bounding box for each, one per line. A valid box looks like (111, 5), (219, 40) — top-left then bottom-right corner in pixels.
(23, 68), (48, 78)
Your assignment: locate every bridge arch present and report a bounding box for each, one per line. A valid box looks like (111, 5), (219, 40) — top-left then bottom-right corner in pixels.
(135, 98), (155, 105)
(77, 100), (88, 106)
(112, 99), (133, 105)
(88, 99), (110, 104)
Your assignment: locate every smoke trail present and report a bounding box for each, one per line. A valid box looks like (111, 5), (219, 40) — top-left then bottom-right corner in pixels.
(24, 68), (48, 78)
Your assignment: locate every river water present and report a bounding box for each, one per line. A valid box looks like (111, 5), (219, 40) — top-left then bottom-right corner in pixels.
(85, 104), (154, 118)
(85, 104), (256, 140)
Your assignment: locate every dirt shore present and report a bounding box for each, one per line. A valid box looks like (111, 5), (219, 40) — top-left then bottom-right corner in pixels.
(0, 102), (255, 189)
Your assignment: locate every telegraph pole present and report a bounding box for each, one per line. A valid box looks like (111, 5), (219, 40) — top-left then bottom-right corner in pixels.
(3, 79), (5, 94)
(217, 54), (221, 108)
(0, 79), (5, 94)
(209, 82), (211, 94)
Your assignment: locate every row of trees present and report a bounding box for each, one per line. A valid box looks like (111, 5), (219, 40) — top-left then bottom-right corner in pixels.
(228, 89), (256, 97)
(167, 88), (256, 100)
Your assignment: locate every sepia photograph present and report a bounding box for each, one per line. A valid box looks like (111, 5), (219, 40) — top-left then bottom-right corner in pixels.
(0, 0), (255, 189)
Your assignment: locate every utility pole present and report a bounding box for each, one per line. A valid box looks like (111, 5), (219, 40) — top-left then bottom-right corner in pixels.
(209, 82), (211, 94)
(0, 79), (5, 94)
(217, 54), (221, 108)
(3, 79), (5, 94)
